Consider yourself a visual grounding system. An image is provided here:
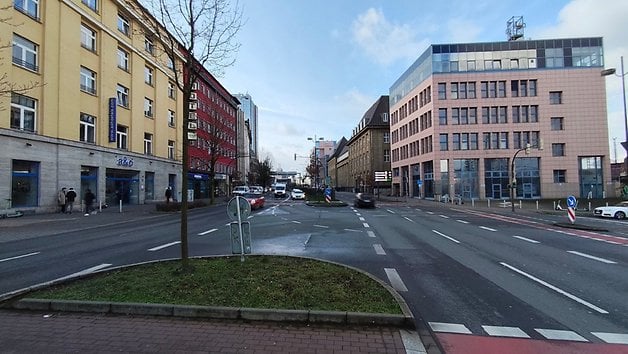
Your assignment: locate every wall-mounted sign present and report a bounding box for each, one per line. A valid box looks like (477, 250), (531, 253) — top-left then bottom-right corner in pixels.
(108, 98), (117, 142)
(116, 156), (134, 167)
(188, 131), (197, 141)
(188, 121), (198, 130)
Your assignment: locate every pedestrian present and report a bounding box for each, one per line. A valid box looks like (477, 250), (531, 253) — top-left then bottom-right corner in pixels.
(84, 189), (96, 216)
(57, 187), (67, 213)
(165, 186), (172, 203)
(65, 187), (77, 214)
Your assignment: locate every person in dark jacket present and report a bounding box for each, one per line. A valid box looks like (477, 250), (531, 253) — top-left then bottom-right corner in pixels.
(84, 189), (96, 216)
(165, 186), (172, 203)
(65, 188), (77, 214)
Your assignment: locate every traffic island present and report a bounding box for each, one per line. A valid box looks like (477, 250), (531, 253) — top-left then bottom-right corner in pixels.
(553, 222), (609, 232)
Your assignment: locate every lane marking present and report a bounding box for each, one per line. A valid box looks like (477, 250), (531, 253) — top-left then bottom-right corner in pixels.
(403, 216), (415, 223)
(567, 251), (617, 264)
(359, 217), (365, 221)
(367, 231), (376, 238)
(500, 262), (609, 314)
(439, 215), (450, 219)
(386, 209), (396, 214)
(373, 244), (386, 255)
(148, 241), (181, 252)
(534, 329), (588, 342)
(482, 326), (530, 338)
(291, 220), (301, 224)
(431, 230), (460, 244)
(384, 268), (408, 292)
(363, 223), (370, 228)
(513, 235), (540, 244)
(355, 213), (361, 216)
(592, 332), (628, 344)
(399, 329), (427, 354)
(197, 228), (218, 236)
(344, 228), (362, 233)
(0, 252), (41, 263)
(313, 224), (329, 229)
(480, 226), (497, 232)
(456, 219), (469, 224)
(426, 211), (434, 215)
(415, 209), (422, 212)
(429, 322), (472, 334)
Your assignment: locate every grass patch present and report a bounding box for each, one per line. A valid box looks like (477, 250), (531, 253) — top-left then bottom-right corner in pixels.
(29, 256), (401, 314)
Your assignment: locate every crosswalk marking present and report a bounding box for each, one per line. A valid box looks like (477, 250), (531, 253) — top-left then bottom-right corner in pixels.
(367, 231), (376, 238)
(591, 332), (628, 344)
(534, 329), (588, 342)
(384, 268), (408, 292)
(482, 325), (530, 338)
(373, 244), (386, 255)
(429, 322), (471, 334)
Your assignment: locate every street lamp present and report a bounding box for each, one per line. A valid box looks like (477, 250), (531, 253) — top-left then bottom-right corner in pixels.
(307, 136), (324, 188)
(510, 141), (543, 212)
(601, 56), (628, 180)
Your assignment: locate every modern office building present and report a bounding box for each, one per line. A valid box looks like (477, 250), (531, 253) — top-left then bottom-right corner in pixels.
(234, 93), (258, 161)
(389, 37), (613, 200)
(2, 0), (184, 212)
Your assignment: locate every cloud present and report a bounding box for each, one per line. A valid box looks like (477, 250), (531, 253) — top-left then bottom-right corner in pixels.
(351, 8), (428, 66)
(445, 18), (483, 43)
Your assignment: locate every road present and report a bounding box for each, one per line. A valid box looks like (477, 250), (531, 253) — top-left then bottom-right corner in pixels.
(1, 193), (627, 353)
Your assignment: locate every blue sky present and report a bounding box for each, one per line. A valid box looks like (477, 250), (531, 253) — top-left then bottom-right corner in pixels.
(220, 0), (628, 173)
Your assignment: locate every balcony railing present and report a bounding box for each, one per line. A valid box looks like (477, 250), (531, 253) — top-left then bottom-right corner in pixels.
(80, 84), (97, 95)
(12, 57), (38, 72)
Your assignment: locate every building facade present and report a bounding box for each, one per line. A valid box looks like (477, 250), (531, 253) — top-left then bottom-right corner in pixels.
(2, 0), (186, 212)
(390, 37), (613, 200)
(234, 93), (258, 161)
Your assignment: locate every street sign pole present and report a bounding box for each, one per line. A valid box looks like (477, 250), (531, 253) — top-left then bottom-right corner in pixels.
(567, 195), (577, 224)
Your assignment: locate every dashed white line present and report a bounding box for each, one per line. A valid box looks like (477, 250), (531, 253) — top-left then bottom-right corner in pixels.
(567, 251), (617, 264)
(344, 228), (362, 232)
(313, 224), (329, 229)
(513, 235), (540, 244)
(534, 329), (588, 342)
(359, 217), (365, 221)
(367, 231), (376, 238)
(0, 252), (41, 263)
(384, 268), (408, 292)
(482, 325), (530, 338)
(480, 226), (497, 232)
(426, 211), (435, 215)
(439, 215), (450, 219)
(363, 223), (370, 228)
(386, 209), (396, 214)
(592, 332), (628, 344)
(432, 230), (460, 244)
(197, 228), (218, 236)
(429, 322), (472, 334)
(403, 216), (415, 223)
(291, 220), (301, 224)
(500, 262), (609, 314)
(373, 244), (386, 255)
(148, 241), (181, 251)
(415, 209), (422, 212)
(456, 219), (469, 224)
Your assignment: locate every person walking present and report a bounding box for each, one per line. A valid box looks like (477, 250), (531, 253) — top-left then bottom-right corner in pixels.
(57, 188), (67, 213)
(65, 188), (77, 214)
(84, 189), (96, 216)
(165, 186), (172, 203)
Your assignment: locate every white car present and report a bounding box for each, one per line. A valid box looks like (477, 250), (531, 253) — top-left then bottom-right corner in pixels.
(593, 201), (628, 219)
(291, 189), (305, 200)
(232, 186), (249, 196)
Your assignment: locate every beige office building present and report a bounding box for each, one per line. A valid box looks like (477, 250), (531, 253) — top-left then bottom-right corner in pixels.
(390, 37), (613, 200)
(2, 0), (184, 212)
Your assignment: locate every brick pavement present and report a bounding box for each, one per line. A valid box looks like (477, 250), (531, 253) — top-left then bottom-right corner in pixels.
(0, 309), (408, 353)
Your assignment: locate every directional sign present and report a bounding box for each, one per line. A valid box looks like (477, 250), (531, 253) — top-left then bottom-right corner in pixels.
(324, 187), (332, 203)
(567, 195), (576, 208)
(417, 180), (423, 187)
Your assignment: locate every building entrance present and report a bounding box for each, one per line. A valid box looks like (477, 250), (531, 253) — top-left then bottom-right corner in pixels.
(106, 169), (139, 205)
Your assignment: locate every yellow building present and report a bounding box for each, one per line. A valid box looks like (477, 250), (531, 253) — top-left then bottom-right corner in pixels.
(1, 0), (184, 212)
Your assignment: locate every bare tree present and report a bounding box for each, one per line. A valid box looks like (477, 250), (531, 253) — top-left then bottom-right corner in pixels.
(132, 0), (243, 269)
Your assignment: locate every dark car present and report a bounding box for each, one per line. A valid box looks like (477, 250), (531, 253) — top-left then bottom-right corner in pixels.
(243, 193), (265, 210)
(354, 193), (375, 208)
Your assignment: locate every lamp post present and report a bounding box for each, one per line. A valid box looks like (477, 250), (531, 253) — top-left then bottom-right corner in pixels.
(601, 56), (628, 179)
(307, 136), (324, 188)
(510, 141), (543, 212)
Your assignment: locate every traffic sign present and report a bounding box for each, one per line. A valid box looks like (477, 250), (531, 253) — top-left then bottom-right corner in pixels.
(417, 180), (422, 187)
(324, 187), (332, 203)
(227, 196), (251, 221)
(567, 195), (576, 208)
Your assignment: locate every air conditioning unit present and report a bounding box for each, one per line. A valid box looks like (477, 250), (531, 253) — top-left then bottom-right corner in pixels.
(189, 92), (198, 101)
(189, 101), (197, 111)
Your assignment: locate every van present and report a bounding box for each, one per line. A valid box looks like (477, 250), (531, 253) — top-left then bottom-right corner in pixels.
(274, 183), (287, 198)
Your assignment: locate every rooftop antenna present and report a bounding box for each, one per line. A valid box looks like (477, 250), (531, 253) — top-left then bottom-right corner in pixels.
(506, 16), (525, 41)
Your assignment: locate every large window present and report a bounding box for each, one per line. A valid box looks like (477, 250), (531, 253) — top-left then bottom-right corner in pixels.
(144, 133), (153, 155)
(80, 24), (96, 51)
(116, 125), (128, 149)
(12, 34), (38, 71)
(11, 92), (36, 132)
(80, 66), (97, 94)
(12, 160), (39, 207)
(384, 149), (390, 162)
(116, 84), (129, 108)
(144, 98), (153, 117)
(80, 113), (96, 143)
(14, 0), (39, 19)
(117, 14), (130, 36)
(117, 47), (129, 71)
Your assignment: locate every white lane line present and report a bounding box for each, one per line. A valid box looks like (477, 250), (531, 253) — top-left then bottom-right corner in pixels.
(567, 251), (617, 264)
(429, 322), (472, 334)
(534, 329), (588, 342)
(432, 230), (460, 244)
(355, 213), (361, 216)
(500, 262), (609, 314)
(363, 223), (370, 228)
(359, 217), (365, 221)
(399, 329), (427, 354)
(592, 332), (628, 344)
(384, 268), (408, 292)
(403, 216), (415, 223)
(456, 219), (469, 224)
(426, 211), (434, 215)
(0, 252), (41, 263)
(291, 220), (302, 224)
(513, 235), (540, 244)
(367, 231), (376, 238)
(344, 228), (362, 233)
(313, 224), (329, 229)
(480, 226), (497, 232)
(482, 326), (530, 338)
(148, 241), (181, 252)
(247, 215), (254, 219)
(415, 209), (422, 212)
(386, 209), (396, 214)
(373, 244), (386, 255)
(439, 215), (450, 219)
(197, 228), (218, 236)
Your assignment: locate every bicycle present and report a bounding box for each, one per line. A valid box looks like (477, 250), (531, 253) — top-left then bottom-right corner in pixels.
(0, 198), (24, 219)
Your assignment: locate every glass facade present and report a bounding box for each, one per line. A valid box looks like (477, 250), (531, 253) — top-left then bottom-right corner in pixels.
(12, 160), (39, 207)
(514, 157), (541, 199)
(484, 158), (509, 199)
(453, 159), (479, 199)
(579, 156), (604, 198)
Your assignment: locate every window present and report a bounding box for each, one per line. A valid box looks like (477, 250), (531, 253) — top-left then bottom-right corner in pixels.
(116, 84), (129, 108)
(552, 143), (565, 156)
(382, 113), (388, 122)
(520, 80), (527, 97)
(144, 98), (153, 117)
(117, 47), (129, 71)
(553, 170), (566, 183)
(11, 92), (36, 132)
(116, 125), (128, 149)
(438, 83), (446, 100)
(438, 108), (447, 125)
(529, 80), (537, 96)
(468, 82), (476, 99)
(459, 82), (467, 99)
(530, 106), (538, 123)
(12, 34), (38, 71)
(480, 81), (488, 98)
(498, 81), (506, 98)
(144, 37), (154, 54)
(82, 0), (97, 11)
(452, 133), (460, 150)
(439, 134), (448, 151)
(451, 83), (458, 99)
(452, 108), (459, 125)
(80, 66), (97, 94)
(14, 0), (39, 19)
(550, 91), (562, 104)
(467, 60), (476, 71)
(383, 132), (390, 143)
(144, 66), (153, 85)
(144, 133), (153, 155)
(511, 81), (519, 97)
(166, 56), (174, 70)
(80, 113), (96, 143)
(168, 110), (176, 127)
(551, 117), (564, 131)
(117, 14), (130, 36)
(384, 149), (390, 162)
(80, 24), (96, 51)
(168, 140), (175, 159)
(489, 81), (497, 98)
(168, 82), (176, 99)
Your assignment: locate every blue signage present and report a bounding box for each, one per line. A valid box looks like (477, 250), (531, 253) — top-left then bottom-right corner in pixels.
(417, 180), (423, 187)
(116, 156), (133, 167)
(567, 195), (576, 208)
(108, 97), (117, 142)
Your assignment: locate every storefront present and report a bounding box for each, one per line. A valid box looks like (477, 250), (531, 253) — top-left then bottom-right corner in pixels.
(106, 168), (140, 205)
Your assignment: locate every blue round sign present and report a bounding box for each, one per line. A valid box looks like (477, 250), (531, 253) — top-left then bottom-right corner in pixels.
(567, 195), (576, 208)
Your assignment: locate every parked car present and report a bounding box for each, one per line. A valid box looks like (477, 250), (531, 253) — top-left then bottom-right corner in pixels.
(243, 193), (265, 210)
(593, 201), (628, 219)
(250, 186), (264, 194)
(354, 193), (375, 208)
(232, 186), (249, 196)
(291, 188), (305, 200)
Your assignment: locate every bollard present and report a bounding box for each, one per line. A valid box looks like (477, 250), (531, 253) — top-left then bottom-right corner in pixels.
(99, 200), (102, 212)
(553, 201), (556, 210)
(472, 198), (475, 207)
(588, 202), (591, 211)
(606, 202), (609, 207)
(119, 199), (122, 213)
(536, 200), (539, 210)
(519, 200), (522, 209)
(488, 199), (491, 208)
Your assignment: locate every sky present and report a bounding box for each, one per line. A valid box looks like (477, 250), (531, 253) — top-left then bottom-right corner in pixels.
(219, 0), (628, 173)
